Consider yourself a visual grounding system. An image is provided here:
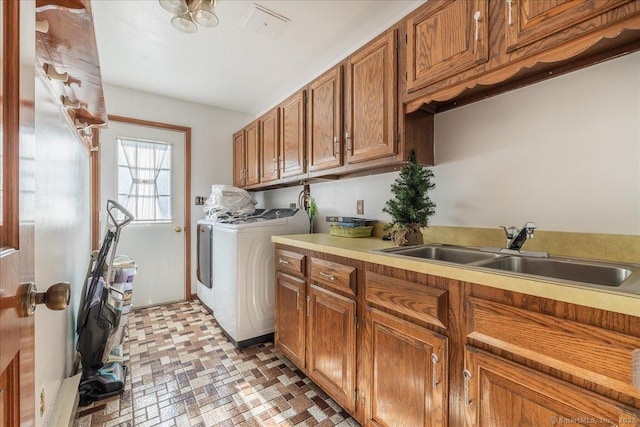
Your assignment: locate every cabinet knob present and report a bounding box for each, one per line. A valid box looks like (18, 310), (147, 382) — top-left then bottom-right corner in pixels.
(463, 368), (473, 407)
(319, 271), (335, 281)
(473, 11), (481, 42)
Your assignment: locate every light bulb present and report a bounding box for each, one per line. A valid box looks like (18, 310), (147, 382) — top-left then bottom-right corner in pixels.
(159, 0), (188, 15)
(171, 13), (198, 33)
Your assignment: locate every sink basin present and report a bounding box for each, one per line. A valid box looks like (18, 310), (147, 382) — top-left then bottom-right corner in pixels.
(374, 244), (640, 294)
(378, 245), (504, 265)
(479, 256), (635, 287)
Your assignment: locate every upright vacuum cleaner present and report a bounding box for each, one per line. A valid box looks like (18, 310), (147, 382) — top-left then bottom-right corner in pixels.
(76, 200), (134, 406)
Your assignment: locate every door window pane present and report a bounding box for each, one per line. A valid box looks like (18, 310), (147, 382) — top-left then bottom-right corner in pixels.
(117, 138), (172, 222)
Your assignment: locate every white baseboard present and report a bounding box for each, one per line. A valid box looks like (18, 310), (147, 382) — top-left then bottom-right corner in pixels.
(47, 373), (81, 427)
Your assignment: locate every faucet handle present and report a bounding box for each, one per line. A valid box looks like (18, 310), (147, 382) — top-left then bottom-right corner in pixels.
(500, 226), (518, 239)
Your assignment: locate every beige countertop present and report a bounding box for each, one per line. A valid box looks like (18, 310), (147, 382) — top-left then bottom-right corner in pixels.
(272, 233), (640, 317)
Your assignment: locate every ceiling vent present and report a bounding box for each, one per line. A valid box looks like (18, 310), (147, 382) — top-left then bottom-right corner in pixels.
(241, 3), (290, 40)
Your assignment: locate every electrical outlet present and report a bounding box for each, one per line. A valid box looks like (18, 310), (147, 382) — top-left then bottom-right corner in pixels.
(356, 200), (364, 215)
(40, 388), (45, 417)
(195, 196), (207, 206)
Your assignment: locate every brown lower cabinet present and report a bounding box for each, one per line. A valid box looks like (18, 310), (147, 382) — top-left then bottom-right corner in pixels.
(274, 244), (640, 426)
(464, 347), (640, 426)
(365, 308), (448, 426)
(307, 284), (357, 413)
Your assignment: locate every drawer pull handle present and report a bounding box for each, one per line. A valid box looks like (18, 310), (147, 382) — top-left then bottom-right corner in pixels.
(319, 272), (335, 281)
(463, 369), (473, 407)
(278, 258), (291, 265)
(432, 353), (440, 389)
(506, 0), (513, 25)
(474, 10), (481, 42)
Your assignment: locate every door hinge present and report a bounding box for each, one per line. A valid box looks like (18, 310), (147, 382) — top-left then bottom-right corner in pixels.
(354, 314), (358, 327)
(405, 33), (408, 44)
(354, 388), (358, 402)
(395, 35), (398, 50)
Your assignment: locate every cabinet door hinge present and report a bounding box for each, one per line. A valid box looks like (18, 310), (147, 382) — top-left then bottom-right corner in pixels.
(405, 33), (408, 44)
(354, 314), (358, 327)
(354, 388), (358, 402)
(395, 34), (398, 50)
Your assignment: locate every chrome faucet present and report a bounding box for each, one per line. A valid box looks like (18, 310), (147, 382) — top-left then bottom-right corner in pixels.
(500, 222), (537, 251)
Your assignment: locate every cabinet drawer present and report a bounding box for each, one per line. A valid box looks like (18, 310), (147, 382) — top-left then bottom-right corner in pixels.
(365, 271), (448, 329)
(275, 249), (306, 277)
(310, 257), (356, 296)
(467, 297), (640, 398)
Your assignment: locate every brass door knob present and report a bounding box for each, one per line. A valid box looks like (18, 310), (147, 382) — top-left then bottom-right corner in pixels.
(22, 282), (70, 317)
(175, 226), (183, 233)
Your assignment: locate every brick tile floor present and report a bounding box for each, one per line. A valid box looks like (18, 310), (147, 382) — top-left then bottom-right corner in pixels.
(74, 301), (359, 427)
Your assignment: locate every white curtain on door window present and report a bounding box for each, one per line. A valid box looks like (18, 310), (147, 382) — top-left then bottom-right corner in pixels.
(119, 139), (170, 221)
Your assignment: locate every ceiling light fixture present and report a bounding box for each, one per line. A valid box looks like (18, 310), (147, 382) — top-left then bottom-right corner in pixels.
(159, 0), (219, 34)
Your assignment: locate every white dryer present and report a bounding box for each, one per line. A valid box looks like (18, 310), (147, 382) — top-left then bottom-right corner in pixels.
(196, 219), (216, 312)
(213, 209), (309, 347)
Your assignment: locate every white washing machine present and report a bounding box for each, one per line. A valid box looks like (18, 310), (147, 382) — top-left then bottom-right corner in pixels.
(213, 208), (309, 347)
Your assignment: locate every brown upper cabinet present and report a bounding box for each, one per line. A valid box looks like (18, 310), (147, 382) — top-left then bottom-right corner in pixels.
(345, 29), (398, 164)
(504, 0), (632, 53)
(279, 90), (306, 180)
(232, 0), (640, 189)
(233, 121), (260, 188)
(259, 108), (280, 184)
(307, 65), (343, 173)
(403, 0), (640, 111)
(406, 0), (489, 92)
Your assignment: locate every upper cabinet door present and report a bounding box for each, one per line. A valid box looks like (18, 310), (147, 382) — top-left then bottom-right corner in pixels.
(308, 65), (343, 172)
(346, 30), (397, 164)
(504, 0), (633, 53)
(259, 108), (280, 183)
(232, 130), (245, 188)
(280, 90), (306, 179)
(406, 0), (489, 92)
(244, 121), (260, 186)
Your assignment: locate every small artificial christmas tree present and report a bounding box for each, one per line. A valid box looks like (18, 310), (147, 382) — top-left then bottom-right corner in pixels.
(382, 151), (436, 246)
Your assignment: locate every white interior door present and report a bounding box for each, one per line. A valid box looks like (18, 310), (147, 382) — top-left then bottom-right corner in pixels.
(99, 120), (186, 307)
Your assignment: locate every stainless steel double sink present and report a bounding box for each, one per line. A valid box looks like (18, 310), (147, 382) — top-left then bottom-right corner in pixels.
(375, 244), (640, 294)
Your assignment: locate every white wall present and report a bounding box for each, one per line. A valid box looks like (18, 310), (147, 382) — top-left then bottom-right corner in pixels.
(259, 52), (640, 236)
(35, 78), (92, 426)
(102, 84), (253, 295)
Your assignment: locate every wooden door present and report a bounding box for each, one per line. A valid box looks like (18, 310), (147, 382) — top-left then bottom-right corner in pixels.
(279, 90), (306, 179)
(259, 108), (279, 183)
(504, 0), (632, 52)
(1, 1), (36, 425)
(406, 0), (489, 91)
(275, 272), (306, 368)
(464, 346), (640, 426)
(232, 130), (245, 187)
(346, 30), (397, 164)
(365, 308), (448, 427)
(308, 66), (343, 172)
(306, 284), (356, 413)
(244, 121), (260, 186)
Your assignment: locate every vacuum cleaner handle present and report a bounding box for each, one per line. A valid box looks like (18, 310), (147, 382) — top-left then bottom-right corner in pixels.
(107, 199), (134, 230)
